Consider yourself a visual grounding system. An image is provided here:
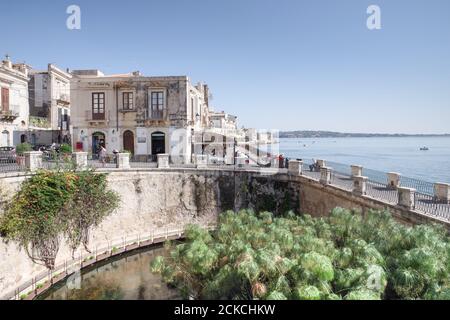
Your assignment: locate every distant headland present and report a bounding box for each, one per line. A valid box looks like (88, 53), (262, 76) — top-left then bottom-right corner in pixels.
(279, 130), (450, 138)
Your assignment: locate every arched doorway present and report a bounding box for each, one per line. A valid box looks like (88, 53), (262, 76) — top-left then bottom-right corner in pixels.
(20, 134), (27, 144)
(92, 132), (106, 155)
(151, 132), (165, 155)
(123, 130), (134, 155)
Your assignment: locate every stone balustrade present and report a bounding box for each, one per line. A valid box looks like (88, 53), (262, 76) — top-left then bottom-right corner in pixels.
(387, 172), (401, 190)
(320, 166), (332, 185)
(116, 153), (131, 169)
(195, 155), (208, 169)
(398, 187), (416, 210)
(353, 175), (368, 196)
(316, 159), (326, 168)
(288, 160), (303, 176)
(351, 165), (363, 178)
(72, 152), (88, 169)
(157, 154), (170, 168)
(24, 151), (43, 172)
(434, 183), (450, 204)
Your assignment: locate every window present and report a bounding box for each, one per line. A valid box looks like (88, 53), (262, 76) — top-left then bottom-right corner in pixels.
(123, 92), (134, 110)
(150, 91), (164, 119)
(92, 92), (105, 120)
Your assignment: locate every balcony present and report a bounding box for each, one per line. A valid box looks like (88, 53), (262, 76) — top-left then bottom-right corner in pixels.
(144, 109), (169, 127)
(0, 109), (19, 122)
(85, 110), (110, 126)
(56, 94), (70, 106)
(29, 116), (51, 129)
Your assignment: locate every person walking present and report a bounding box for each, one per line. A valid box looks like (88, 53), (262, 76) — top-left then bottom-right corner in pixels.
(98, 145), (107, 167)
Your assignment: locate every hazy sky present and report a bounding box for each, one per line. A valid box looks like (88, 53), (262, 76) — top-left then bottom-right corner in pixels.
(2, 0), (450, 133)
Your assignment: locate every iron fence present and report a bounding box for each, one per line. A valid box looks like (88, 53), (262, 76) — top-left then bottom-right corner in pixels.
(414, 192), (450, 219)
(365, 179), (398, 205)
(400, 175), (435, 196)
(0, 158), (26, 173)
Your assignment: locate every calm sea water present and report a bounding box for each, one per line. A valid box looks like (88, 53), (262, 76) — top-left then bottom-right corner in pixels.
(279, 137), (450, 184)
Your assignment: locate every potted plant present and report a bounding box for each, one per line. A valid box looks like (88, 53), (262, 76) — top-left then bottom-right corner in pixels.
(59, 143), (72, 160)
(15, 143), (32, 165)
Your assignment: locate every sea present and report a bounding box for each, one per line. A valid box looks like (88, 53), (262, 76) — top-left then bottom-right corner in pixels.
(278, 137), (450, 184)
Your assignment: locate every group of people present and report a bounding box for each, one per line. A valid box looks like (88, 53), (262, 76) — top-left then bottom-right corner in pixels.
(97, 145), (122, 167)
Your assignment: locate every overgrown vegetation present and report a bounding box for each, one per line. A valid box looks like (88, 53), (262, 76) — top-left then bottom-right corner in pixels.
(0, 169), (120, 269)
(60, 143), (72, 154)
(15, 142), (32, 155)
(151, 208), (450, 300)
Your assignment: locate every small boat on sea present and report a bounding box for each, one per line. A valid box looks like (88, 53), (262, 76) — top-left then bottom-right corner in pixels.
(420, 147), (429, 151)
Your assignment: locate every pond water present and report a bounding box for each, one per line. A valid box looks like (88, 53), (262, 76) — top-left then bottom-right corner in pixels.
(38, 245), (180, 300)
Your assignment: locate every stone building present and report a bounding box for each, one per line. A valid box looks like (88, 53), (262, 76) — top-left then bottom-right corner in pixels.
(70, 69), (210, 163)
(0, 56), (29, 147)
(26, 64), (72, 145)
(210, 111), (238, 131)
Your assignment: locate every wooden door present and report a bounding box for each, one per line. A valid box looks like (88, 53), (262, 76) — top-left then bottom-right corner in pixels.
(123, 130), (135, 154)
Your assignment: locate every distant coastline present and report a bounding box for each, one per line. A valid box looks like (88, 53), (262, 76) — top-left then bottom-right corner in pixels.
(279, 131), (450, 138)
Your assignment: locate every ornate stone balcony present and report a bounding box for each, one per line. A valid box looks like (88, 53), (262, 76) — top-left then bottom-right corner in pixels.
(0, 109), (19, 122)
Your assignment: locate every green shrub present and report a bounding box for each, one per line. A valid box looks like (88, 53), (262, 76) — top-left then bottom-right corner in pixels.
(0, 169), (120, 269)
(151, 208), (450, 300)
(60, 143), (72, 154)
(15, 143), (32, 155)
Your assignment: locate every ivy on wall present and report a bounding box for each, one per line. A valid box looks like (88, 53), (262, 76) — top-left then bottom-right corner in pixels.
(0, 169), (120, 270)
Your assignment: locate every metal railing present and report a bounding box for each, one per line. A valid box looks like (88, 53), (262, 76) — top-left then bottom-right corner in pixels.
(0, 158), (26, 173)
(1, 152), (449, 222)
(298, 159), (450, 221)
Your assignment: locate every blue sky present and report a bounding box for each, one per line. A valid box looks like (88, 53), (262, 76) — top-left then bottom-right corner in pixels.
(2, 0), (450, 133)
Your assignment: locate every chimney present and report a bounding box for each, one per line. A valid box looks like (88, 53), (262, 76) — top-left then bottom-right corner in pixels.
(3, 54), (12, 69)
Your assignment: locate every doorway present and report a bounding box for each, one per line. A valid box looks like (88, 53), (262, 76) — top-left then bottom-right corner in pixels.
(151, 132), (165, 155)
(123, 130), (135, 155)
(92, 132), (106, 155)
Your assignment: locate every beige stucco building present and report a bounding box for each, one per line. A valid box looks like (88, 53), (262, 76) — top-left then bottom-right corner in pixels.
(0, 56), (29, 147)
(26, 64), (72, 145)
(70, 69), (210, 163)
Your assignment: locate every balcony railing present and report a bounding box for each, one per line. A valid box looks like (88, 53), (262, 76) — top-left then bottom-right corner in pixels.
(56, 94), (70, 106)
(85, 110), (110, 122)
(145, 109), (166, 120)
(0, 109), (19, 122)
(29, 116), (51, 129)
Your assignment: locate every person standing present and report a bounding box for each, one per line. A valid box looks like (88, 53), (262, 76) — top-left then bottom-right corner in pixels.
(98, 145), (107, 167)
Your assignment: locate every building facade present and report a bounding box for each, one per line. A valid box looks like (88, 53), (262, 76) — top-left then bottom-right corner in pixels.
(70, 70), (210, 163)
(26, 64), (72, 145)
(0, 56), (29, 147)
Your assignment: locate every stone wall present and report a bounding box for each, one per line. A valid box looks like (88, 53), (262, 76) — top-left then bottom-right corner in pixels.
(0, 169), (298, 297)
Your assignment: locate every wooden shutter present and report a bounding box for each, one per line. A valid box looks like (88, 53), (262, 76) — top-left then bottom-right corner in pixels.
(1, 88), (9, 111)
